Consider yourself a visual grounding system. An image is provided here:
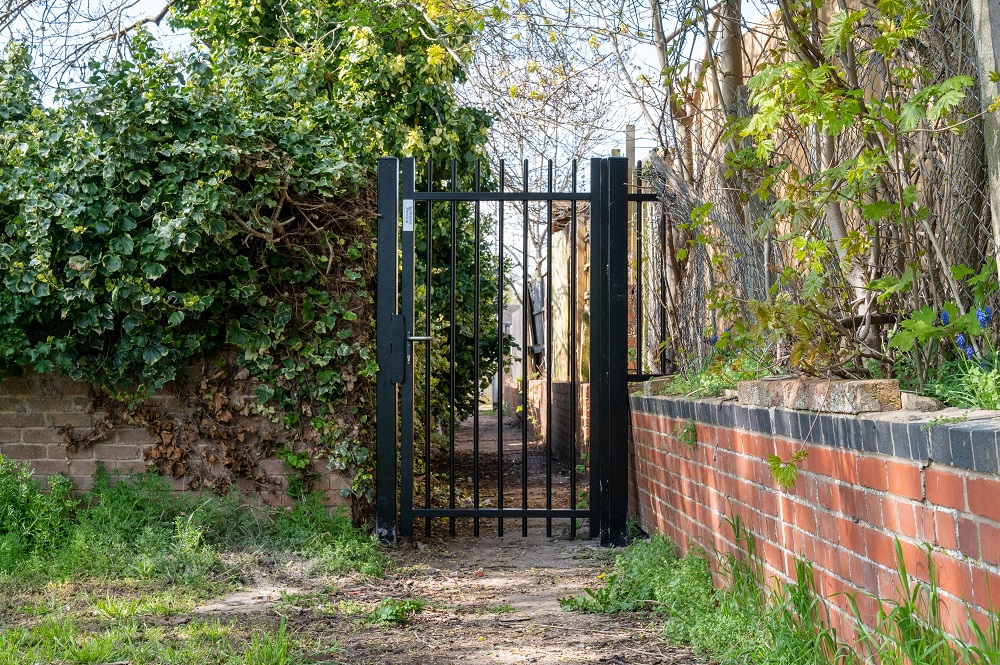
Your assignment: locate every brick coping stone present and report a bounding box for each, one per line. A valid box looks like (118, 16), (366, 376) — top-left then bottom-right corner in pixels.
(736, 378), (902, 414)
(630, 392), (1000, 475)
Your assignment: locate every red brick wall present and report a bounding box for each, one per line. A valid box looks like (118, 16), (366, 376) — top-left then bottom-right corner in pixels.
(630, 394), (1000, 643)
(0, 375), (350, 506)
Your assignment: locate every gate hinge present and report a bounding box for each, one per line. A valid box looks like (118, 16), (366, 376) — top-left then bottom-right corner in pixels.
(387, 313), (406, 385)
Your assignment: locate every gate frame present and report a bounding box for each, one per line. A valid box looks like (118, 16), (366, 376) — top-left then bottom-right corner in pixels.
(375, 156), (630, 546)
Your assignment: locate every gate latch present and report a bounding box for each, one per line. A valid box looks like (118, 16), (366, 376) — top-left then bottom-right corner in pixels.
(387, 313), (405, 385)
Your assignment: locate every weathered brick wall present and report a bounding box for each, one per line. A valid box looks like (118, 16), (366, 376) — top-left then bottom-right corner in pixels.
(0, 375), (350, 506)
(524, 380), (590, 462)
(630, 394), (1000, 642)
(551, 382), (589, 462)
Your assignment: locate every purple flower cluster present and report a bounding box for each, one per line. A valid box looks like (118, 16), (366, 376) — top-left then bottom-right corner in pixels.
(976, 306), (994, 328)
(956, 333), (976, 360)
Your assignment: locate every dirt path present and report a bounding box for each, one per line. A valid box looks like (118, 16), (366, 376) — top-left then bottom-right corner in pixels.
(285, 534), (697, 664)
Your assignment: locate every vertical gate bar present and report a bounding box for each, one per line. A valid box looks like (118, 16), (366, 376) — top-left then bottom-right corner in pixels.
(606, 156), (630, 547)
(400, 158), (416, 539)
(545, 159), (553, 538)
(424, 159), (433, 537)
(569, 160), (578, 540)
(659, 208), (667, 376)
(375, 157), (399, 544)
(635, 160), (643, 376)
(449, 159), (458, 538)
(473, 160), (481, 537)
(521, 159), (529, 538)
(497, 160), (505, 538)
(588, 157), (606, 541)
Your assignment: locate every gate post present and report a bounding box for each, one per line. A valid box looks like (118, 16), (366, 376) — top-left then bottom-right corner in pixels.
(590, 157), (630, 547)
(376, 157), (399, 544)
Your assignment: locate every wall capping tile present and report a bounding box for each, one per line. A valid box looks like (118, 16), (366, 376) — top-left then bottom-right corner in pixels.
(630, 393), (1000, 474)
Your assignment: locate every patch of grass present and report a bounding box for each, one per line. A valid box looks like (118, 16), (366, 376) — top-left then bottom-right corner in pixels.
(243, 618), (300, 665)
(90, 594), (143, 620)
(561, 517), (1000, 665)
(0, 455), (77, 570)
(480, 603), (517, 614)
(0, 614), (321, 665)
(368, 597), (426, 625)
(0, 456), (388, 583)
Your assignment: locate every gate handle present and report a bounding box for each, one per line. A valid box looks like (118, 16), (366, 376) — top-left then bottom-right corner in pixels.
(408, 335), (433, 342)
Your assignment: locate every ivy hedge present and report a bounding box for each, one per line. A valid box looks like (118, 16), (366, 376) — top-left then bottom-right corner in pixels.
(0, 0), (495, 519)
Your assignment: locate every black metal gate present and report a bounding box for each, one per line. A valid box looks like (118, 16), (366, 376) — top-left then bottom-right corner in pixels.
(375, 156), (634, 546)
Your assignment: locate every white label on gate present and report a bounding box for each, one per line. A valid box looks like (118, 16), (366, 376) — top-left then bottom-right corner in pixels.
(402, 199), (414, 232)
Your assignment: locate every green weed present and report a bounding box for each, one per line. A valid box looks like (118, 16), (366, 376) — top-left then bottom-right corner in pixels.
(242, 618), (300, 665)
(90, 594), (142, 620)
(0, 457), (387, 583)
(766, 449), (808, 489)
(925, 350), (1000, 410)
(368, 597), (426, 624)
(670, 419), (698, 448)
(480, 603), (517, 614)
(562, 516), (1000, 665)
(0, 456), (76, 573)
(658, 351), (776, 398)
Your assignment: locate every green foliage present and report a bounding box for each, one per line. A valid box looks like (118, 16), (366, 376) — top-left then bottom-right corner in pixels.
(133, 516), (220, 585)
(925, 351), (1000, 410)
(562, 517), (1000, 665)
(243, 618), (300, 665)
(277, 448), (315, 500)
(709, 0), (986, 377)
(670, 419), (698, 448)
(850, 541), (1000, 664)
(766, 449), (808, 490)
(0, 615), (308, 665)
(0, 0), (495, 509)
(661, 350), (776, 397)
(0, 457), (76, 567)
(269, 493), (389, 577)
(0, 456), (387, 581)
(368, 597), (427, 625)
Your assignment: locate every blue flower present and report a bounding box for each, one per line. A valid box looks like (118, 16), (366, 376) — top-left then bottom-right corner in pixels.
(966, 345), (975, 360)
(986, 306), (994, 324)
(977, 308), (988, 328)
(709, 334), (719, 346)
(956, 333), (966, 347)
(941, 311), (950, 326)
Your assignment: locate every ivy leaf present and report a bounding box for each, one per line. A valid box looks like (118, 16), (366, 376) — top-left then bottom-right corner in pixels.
(144, 263), (166, 279)
(109, 235), (134, 255)
(142, 344), (169, 364)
